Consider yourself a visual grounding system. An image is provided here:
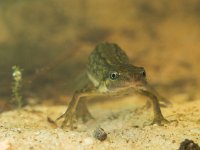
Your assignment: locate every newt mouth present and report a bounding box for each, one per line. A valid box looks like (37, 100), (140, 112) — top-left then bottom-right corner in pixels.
(136, 83), (156, 94)
(135, 81), (148, 89)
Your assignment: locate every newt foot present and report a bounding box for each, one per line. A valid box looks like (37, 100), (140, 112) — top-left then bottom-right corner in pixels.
(56, 110), (76, 129)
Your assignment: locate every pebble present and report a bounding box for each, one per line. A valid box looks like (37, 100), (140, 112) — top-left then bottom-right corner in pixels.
(93, 127), (107, 141)
(83, 137), (94, 146)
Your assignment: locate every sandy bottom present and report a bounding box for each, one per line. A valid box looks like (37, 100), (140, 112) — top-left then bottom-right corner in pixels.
(0, 97), (200, 150)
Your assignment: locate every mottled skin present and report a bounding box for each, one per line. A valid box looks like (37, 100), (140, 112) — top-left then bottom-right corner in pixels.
(56, 42), (169, 129)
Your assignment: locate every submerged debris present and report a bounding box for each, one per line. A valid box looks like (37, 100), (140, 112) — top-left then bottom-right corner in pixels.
(93, 127), (107, 141)
(47, 117), (58, 128)
(179, 139), (200, 150)
(12, 65), (23, 108)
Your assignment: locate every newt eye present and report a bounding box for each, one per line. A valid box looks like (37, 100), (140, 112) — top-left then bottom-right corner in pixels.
(110, 71), (119, 80)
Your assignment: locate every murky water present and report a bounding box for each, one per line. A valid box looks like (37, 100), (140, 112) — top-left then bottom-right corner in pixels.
(0, 1), (200, 149)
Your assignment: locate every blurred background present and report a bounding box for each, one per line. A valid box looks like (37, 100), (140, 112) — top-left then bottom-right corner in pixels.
(0, 0), (200, 105)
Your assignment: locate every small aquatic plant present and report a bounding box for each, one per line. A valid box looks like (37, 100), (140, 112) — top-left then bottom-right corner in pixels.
(12, 66), (23, 108)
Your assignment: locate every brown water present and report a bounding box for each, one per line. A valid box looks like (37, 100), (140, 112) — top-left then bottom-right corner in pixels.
(0, 1), (200, 149)
(0, 0), (200, 100)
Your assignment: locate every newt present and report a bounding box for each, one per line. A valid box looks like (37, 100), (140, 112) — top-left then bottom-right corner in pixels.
(56, 42), (169, 128)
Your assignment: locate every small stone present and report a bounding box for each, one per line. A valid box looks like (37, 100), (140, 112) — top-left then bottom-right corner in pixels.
(172, 140), (176, 143)
(93, 127), (107, 141)
(0, 141), (11, 150)
(83, 137), (94, 146)
(179, 139), (200, 150)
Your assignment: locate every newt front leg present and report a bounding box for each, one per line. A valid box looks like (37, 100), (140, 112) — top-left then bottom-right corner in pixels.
(56, 85), (97, 129)
(76, 99), (94, 122)
(138, 85), (169, 125)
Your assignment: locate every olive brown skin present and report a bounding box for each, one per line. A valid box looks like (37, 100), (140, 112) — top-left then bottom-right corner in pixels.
(56, 42), (169, 129)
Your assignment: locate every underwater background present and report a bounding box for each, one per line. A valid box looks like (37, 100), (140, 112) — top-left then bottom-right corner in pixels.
(0, 0), (200, 103)
(0, 1), (200, 150)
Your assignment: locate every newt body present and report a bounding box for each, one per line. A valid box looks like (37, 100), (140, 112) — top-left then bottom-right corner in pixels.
(56, 43), (169, 128)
